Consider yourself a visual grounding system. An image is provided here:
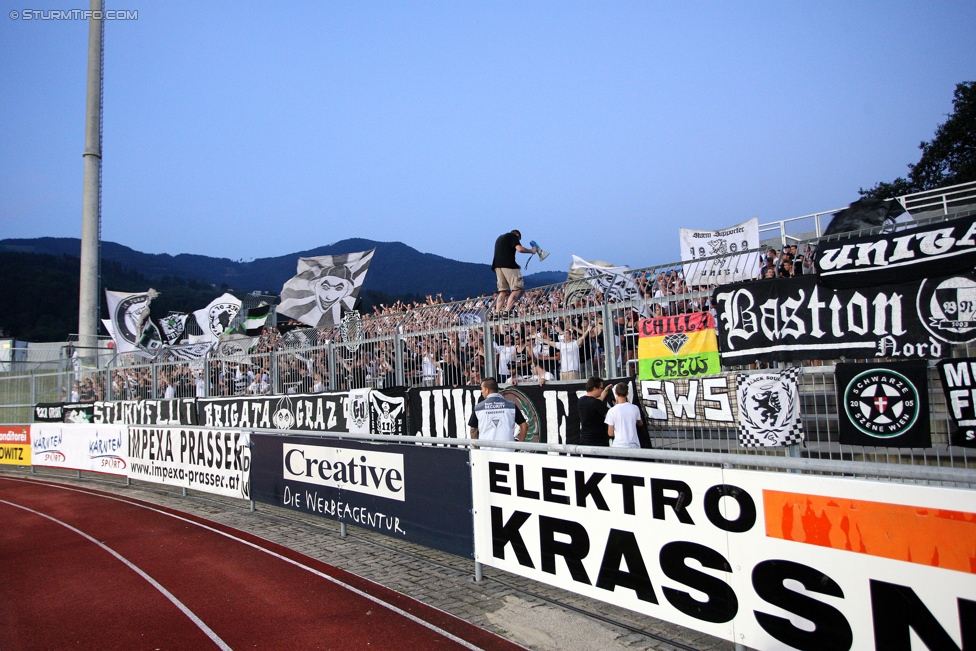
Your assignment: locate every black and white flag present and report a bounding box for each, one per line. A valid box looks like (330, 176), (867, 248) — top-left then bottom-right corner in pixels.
(568, 256), (646, 314)
(680, 217), (761, 285)
(371, 388), (406, 436)
(161, 342), (213, 361)
(836, 361), (931, 448)
(936, 358), (976, 448)
(277, 250), (375, 329)
(187, 293), (242, 344)
(736, 368), (803, 447)
(105, 289), (160, 355)
(158, 313), (188, 345)
(815, 213), (976, 288)
(212, 334), (260, 363)
(279, 326), (322, 350)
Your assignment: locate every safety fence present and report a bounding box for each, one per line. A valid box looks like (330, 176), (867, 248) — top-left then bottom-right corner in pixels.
(3, 259), (976, 474)
(5, 189), (976, 476)
(2, 421), (974, 651)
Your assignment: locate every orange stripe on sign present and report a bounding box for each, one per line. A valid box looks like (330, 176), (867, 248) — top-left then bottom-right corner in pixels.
(763, 490), (976, 574)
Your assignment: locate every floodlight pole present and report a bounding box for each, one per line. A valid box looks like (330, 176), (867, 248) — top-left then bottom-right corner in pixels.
(78, 0), (104, 356)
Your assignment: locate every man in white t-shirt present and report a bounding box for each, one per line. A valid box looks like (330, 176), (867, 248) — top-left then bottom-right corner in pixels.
(604, 383), (643, 449)
(541, 325), (591, 380)
(495, 335), (516, 383)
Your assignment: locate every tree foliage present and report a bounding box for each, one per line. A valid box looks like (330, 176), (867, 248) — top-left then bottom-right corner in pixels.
(861, 81), (976, 198)
(0, 253), (231, 341)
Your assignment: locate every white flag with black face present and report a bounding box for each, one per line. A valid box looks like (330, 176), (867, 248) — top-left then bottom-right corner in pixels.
(187, 293), (242, 344)
(277, 249), (375, 329)
(105, 289), (158, 354)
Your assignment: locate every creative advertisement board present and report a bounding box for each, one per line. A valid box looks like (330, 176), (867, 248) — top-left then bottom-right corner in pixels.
(249, 434), (473, 557)
(30, 423), (128, 475)
(126, 427), (251, 499)
(471, 451), (976, 650)
(0, 426), (30, 466)
(712, 273), (976, 363)
(815, 213), (976, 288)
(94, 398), (198, 426)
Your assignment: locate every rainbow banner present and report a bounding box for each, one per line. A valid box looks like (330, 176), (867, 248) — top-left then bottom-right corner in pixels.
(638, 312), (720, 380)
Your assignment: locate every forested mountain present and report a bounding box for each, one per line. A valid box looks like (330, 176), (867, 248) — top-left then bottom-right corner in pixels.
(0, 238), (565, 341)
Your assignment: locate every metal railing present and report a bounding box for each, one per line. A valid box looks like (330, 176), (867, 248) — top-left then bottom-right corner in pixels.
(4, 185), (976, 481)
(759, 179), (976, 248)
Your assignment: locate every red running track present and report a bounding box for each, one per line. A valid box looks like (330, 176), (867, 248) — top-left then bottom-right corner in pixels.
(0, 476), (525, 651)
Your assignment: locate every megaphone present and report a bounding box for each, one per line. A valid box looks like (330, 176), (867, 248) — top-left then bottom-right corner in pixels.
(526, 240), (550, 269)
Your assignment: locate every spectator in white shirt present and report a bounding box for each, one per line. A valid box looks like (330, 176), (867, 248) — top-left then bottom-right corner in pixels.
(495, 335), (516, 383)
(541, 325), (591, 380)
(605, 383), (643, 449)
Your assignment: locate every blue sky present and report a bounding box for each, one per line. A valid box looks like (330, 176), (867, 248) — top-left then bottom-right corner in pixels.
(1, 1), (974, 271)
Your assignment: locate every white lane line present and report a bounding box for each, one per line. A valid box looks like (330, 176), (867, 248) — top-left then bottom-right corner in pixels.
(0, 498), (233, 651)
(0, 477), (497, 651)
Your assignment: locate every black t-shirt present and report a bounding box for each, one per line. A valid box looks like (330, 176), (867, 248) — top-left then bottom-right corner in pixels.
(578, 395), (610, 446)
(492, 232), (521, 270)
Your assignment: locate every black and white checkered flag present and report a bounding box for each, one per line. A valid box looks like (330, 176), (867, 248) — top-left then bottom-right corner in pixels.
(736, 367), (804, 448)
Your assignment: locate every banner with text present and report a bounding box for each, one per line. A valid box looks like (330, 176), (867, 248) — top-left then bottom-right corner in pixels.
(408, 380), (645, 445)
(0, 426), (30, 466)
(94, 399), (198, 426)
(681, 217), (761, 286)
(250, 434), (473, 557)
(30, 423), (128, 475)
(638, 312), (721, 381)
(712, 273), (976, 363)
(127, 427), (251, 499)
(937, 357), (976, 448)
(33, 402), (95, 424)
(471, 451), (976, 650)
(640, 373), (739, 429)
(815, 212), (976, 289)
(196, 392), (350, 432)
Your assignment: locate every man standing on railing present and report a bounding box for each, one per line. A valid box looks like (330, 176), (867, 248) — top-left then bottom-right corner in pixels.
(492, 229), (539, 313)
